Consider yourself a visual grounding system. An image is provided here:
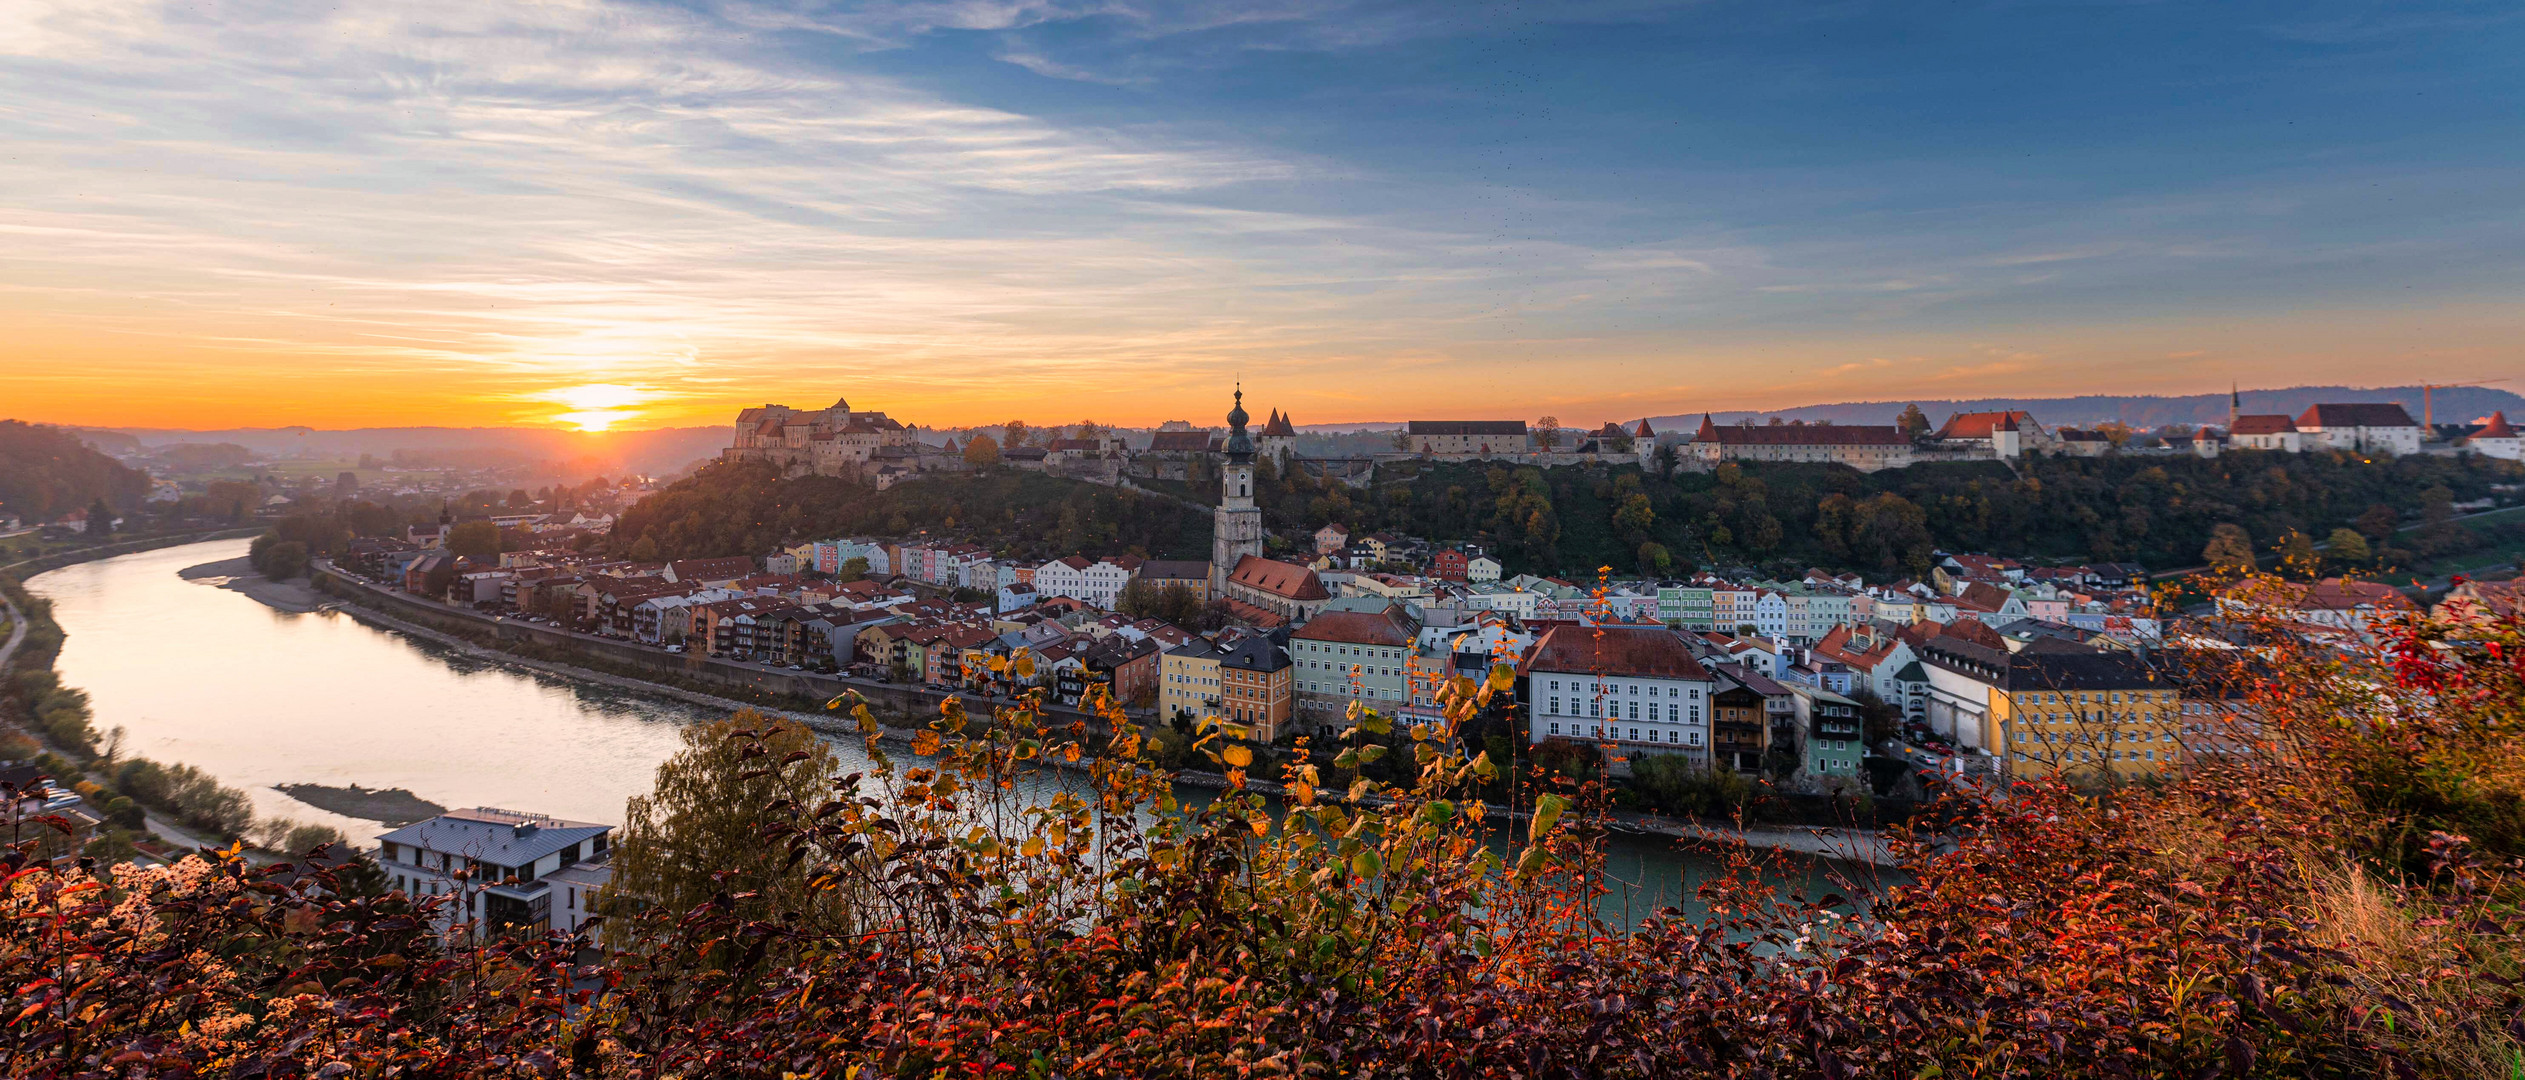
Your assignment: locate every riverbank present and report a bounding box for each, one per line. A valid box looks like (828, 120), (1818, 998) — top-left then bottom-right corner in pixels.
(178, 556), (333, 614)
(268, 562), (1897, 865)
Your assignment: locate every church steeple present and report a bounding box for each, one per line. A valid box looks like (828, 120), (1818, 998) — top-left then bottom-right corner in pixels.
(1210, 385), (1266, 594)
(1224, 386), (1254, 462)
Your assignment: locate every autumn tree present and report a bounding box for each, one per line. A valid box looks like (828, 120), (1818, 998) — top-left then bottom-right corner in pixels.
(1533, 416), (1561, 451)
(1001, 420), (1032, 448)
(2356, 503), (2400, 542)
(1896, 403), (1931, 437)
(446, 519), (501, 561)
(838, 555), (870, 582)
(963, 433), (1002, 467)
(2203, 522), (2257, 572)
(603, 714), (853, 949)
(2325, 527), (2371, 568)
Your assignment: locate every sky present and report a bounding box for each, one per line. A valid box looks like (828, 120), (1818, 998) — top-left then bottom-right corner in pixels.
(3, 0), (2521, 432)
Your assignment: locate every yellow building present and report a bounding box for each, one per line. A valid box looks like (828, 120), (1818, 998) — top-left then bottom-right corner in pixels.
(1920, 635), (2183, 781)
(1159, 640), (1224, 726)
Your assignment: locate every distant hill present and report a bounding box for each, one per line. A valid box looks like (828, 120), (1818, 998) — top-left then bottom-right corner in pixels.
(1641, 385), (2525, 433)
(0, 420), (154, 522)
(74, 425), (728, 477)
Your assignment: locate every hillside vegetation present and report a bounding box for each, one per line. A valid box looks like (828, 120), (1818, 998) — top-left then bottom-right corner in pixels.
(0, 420), (153, 523)
(1270, 448), (2520, 576)
(612, 461), (1212, 563)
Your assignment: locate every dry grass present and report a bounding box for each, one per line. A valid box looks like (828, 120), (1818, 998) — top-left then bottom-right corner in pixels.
(2302, 862), (2525, 1079)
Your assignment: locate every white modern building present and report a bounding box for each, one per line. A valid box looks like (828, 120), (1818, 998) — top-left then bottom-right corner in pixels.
(376, 808), (613, 936)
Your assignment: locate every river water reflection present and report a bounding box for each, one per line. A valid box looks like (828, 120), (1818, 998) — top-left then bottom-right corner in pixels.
(34, 539), (1883, 922)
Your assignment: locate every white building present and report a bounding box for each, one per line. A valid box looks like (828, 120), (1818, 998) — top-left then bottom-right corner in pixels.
(2227, 415), (2302, 452)
(1465, 555), (1503, 583)
(2295, 403), (2422, 456)
(1035, 555), (1142, 610)
(1521, 625), (1715, 762)
(375, 808), (612, 936)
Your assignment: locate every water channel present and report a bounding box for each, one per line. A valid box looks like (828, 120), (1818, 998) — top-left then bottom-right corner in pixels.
(32, 538), (1884, 922)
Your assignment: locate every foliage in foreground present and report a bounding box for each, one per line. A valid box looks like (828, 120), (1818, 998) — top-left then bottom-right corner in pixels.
(5, 602), (2525, 1077)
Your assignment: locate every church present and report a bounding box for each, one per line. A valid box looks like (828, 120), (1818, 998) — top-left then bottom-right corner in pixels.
(1207, 388), (1329, 626)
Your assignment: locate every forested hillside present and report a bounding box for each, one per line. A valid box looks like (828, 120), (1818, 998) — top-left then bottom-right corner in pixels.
(1263, 448), (2521, 577)
(612, 462), (1211, 562)
(0, 420), (153, 523)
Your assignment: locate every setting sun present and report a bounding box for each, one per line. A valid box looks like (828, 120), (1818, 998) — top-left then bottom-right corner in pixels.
(542, 383), (660, 432)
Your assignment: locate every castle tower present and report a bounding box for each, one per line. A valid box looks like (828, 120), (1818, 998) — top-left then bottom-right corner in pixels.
(1211, 388), (1266, 594)
(1257, 408), (1299, 471)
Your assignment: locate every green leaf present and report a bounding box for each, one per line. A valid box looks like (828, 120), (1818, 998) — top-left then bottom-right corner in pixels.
(1529, 793), (1570, 843)
(1357, 712), (1392, 736)
(1419, 800), (1457, 825)
(1351, 846), (1384, 881)
(1513, 844), (1549, 882)
(1356, 744), (1387, 764)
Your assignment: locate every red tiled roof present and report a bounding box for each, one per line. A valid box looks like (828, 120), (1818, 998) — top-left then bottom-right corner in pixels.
(2473, 411), (2516, 439)
(1697, 423), (1911, 447)
(1260, 410), (1297, 437)
(1146, 430), (1215, 452)
(2296, 403), (2416, 429)
(1220, 598), (1288, 628)
(1936, 411), (2038, 440)
(1293, 608), (1415, 647)
(1939, 619), (2007, 649)
(2230, 414), (2297, 435)
(1227, 555), (1328, 600)
(1519, 625), (1712, 681)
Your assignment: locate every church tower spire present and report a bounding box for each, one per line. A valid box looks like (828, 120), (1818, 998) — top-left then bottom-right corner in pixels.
(1210, 385), (1265, 595)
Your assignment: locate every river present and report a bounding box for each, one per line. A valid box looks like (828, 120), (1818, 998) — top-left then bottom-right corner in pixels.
(32, 538), (1885, 920)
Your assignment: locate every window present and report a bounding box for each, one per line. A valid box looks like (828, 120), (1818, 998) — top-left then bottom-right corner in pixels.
(1590, 701), (1601, 717)
(1549, 697), (1560, 714)
(1550, 722), (1561, 735)
(1688, 731), (1702, 746)
(1550, 680), (1560, 691)
(1629, 728), (1640, 741)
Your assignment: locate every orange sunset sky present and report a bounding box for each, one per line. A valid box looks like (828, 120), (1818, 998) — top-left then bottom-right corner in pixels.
(5, 2), (2520, 433)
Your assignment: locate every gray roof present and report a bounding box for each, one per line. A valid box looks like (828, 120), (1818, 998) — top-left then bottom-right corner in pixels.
(376, 807), (610, 869)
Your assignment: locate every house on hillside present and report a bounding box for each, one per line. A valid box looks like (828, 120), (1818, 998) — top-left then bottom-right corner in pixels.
(2295, 403), (2422, 456)
(1687, 415), (1916, 471)
(2228, 414), (2303, 452)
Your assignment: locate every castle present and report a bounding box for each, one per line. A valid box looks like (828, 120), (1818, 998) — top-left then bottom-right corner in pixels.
(722, 397), (914, 476)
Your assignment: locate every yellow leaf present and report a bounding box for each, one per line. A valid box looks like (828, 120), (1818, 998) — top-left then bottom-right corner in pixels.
(1249, 816), (1270, 837)
(911, 730), (942, 756)
(1021, 837), (1045, 857)
(1223, 745), (1253, 768)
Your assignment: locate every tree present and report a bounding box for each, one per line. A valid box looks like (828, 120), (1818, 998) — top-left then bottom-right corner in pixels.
(2278, 530), (2317, 574)
(838, 556), (870, 583)
(86, 497), (113, 538)
(2203, 523), (2257, 572)
(1896, 404), (1931, 438)
(2325, 527), (2371, 568)
(1637, 541), (1673, 576)
(1651, 442), (1679, 477)
(604, 714), (853, 949)
(2356, 504), (2400, 543)
(1071, 420), (1107, 442)
(627, 533), (660, 562)
(1533, 416), (1562, 451)
(964, 434), (1002, 467)
(506, 489), (532, 509)
(1391, 429), (1412, 451)
(1002, 420), (1032, 449)
(446, 519), (501, 561)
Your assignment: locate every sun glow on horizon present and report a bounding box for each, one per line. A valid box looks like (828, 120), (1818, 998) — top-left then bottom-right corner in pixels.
(540, 383), (662, 432)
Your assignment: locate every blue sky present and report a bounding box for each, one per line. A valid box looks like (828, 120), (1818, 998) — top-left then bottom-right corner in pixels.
(2, 0), (2519, 428)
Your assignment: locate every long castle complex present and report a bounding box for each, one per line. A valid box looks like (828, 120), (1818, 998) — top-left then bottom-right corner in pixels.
(722, 389), (2519, 490)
